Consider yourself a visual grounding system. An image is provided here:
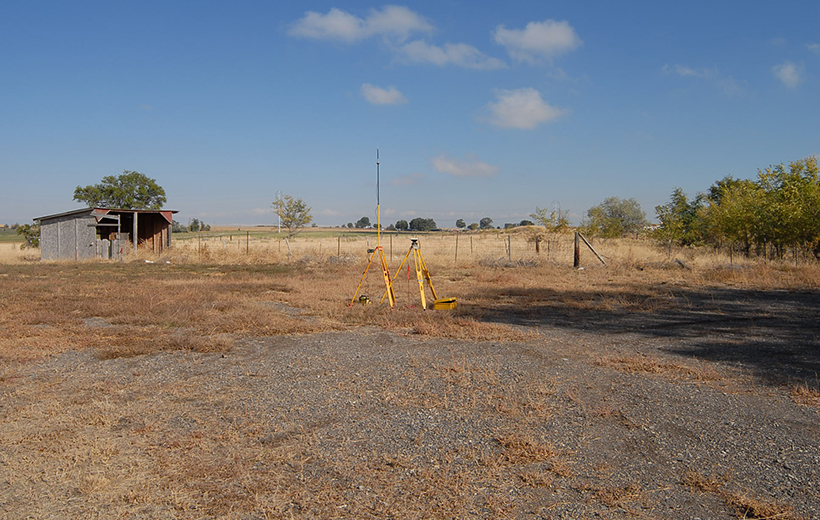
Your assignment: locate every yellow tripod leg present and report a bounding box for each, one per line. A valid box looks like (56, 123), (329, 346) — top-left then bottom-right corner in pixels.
(378, 247), (396, 308)
(417, 249), (439, 301)
(414, 249), (427, 310)
(350, 248), (377, 306)
(381, 245), (413, 305)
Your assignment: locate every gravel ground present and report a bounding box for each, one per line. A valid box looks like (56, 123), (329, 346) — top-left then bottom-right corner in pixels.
(2, 303), (819, 520)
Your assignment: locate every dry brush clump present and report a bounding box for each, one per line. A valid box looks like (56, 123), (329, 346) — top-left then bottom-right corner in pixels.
(683, 471), (803, 520)
(790, 384), (820, 407)
(596, 353), (722, 382)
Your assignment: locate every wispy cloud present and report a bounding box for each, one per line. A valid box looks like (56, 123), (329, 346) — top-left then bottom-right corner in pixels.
(288, 5), (432, 43)
(486, 88), (566, 129)
(319, 208), (341, 216)
(772, 61), (804, 88)
(361, 83), (408, 105)
(432, 154), (498, 178)
(493, 19), (582, 63)
(396, 40), (506, 69)
(662, 64), (742, 95)
(389, 172), (425, 186)
(288, 6), (505, 70)
(808, 43), (820, 55)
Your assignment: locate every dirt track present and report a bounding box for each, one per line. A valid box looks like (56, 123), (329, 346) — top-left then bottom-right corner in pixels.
(2, 280), (819, 519)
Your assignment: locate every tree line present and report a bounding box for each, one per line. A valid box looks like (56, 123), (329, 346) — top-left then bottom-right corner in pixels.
(655, 157), (820, 259)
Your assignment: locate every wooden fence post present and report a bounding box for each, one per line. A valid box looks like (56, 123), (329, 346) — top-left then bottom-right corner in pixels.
(574, 232), (580, 267)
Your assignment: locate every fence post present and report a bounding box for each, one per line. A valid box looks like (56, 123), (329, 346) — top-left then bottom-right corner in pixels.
(574, 232), (580, 267)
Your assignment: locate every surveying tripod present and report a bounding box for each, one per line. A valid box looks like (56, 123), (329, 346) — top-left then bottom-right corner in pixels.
(350, 244), (396, 308)
(382, 238), (438, 309)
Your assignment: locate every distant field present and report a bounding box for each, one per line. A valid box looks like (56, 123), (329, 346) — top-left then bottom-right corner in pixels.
(0, 228), (23, 243)
(175, 226), (419, 241)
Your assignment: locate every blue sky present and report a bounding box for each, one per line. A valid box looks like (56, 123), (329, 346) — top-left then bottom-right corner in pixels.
(2, 1), (818, 227)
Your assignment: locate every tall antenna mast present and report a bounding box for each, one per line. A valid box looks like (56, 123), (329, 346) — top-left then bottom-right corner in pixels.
(376, 147), (381, 246)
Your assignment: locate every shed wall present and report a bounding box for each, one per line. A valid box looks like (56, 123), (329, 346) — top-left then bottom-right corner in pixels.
(40, 213), (97, 260)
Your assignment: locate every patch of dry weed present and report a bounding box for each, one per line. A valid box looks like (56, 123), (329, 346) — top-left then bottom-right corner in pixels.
(597, 353), (721, 382)
(683, 471), (802, 520)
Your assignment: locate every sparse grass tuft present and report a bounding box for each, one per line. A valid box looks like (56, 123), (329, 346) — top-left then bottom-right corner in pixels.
(495, 431), (557, 464)
(790, 384), (820, 407)
(597, 353), (721, 382)
(683, 471), (802, 520)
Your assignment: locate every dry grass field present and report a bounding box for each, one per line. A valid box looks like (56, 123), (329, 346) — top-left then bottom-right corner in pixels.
(1, 231), (819, 518)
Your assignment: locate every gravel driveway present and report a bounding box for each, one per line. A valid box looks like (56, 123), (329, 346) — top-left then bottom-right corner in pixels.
(2, 297), (819, 520)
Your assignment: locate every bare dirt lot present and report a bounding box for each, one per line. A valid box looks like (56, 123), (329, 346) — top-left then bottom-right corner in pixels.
(1, 257), (819, 519)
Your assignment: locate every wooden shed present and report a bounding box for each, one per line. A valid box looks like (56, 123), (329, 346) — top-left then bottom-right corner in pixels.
(35, 208), (178, 260)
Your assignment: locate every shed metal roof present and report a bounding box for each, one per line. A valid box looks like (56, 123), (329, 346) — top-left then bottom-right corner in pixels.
(35, 207), (179, 223)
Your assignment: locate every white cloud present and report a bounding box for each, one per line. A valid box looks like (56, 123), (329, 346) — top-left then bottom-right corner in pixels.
(365, 5), (433, 41)
(666, 64), (701, 77)
(288, 6), (507, 70)
(493, 19), (582, 63)
(662, 64), (742, 95)
(486, 88), (565, 129)
(432, 154), (499, 178)
(808, 43), (820, 55)
(397, 40), (506, 69)
(319, 208), (341, 216)
(288, 5), (432, 43)
(389, 173), (425, 186)
(772, 61), (804, 88)
(361, 83), (408, 105)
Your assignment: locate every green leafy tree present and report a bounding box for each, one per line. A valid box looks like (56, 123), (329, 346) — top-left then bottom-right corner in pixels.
(519, 219), (534, 227)
(468, 223), (479, 230)
(530, 206), (570, 232)
(17, 223), (40, 248)
(755, 157), (820, 255)
(171, 220), (188, 233)
(409, 217), (437, 231)
(73, 170), (166, 209)
(701, 180), (759, 254)
(655, 188), (706, 246)
(355, 216), (371, 229)
(273, 194), (313, 237)
(583, 197), (648, 238)
(479, 217), (494, 230)
(395, 219), (409, 231)
(455, 219), (466, 229)
(655, 157), (820, 259)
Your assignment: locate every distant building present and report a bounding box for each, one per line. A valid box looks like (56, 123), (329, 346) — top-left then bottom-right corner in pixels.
(34, 208), (178, 260)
